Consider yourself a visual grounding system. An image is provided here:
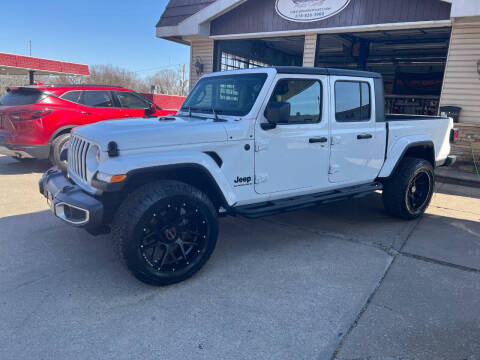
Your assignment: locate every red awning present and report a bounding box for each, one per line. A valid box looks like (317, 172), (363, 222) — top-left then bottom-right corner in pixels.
(0, 52), (89, 76)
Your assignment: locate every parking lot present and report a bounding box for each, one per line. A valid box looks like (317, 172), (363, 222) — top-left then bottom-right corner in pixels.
(0, 155), (479, 360)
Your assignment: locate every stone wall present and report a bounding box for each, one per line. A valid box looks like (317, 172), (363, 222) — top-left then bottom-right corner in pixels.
(450, 123), (480, 172)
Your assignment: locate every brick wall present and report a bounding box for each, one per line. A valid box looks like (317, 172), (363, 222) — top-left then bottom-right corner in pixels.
(450, 123), (480, 171)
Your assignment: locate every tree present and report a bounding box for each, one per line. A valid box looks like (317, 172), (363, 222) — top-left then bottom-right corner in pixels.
(0, 63), (189, 97)
(145, 67), (189, 96)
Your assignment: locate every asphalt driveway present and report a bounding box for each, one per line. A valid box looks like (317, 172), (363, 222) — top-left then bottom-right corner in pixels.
(0, 155), (479, 360)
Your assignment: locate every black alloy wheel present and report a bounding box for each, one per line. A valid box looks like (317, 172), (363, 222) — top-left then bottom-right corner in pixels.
(112, 180), (218, 286)
(137, 197), (210, 276)
(382, 157), (434, 220)
(405, 171), (432, 213)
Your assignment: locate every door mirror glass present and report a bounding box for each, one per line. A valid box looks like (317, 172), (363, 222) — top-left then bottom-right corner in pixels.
(265, 102), (291, 124)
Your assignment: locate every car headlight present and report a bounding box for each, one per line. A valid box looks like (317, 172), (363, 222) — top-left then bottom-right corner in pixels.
(86, 145), (101, 173)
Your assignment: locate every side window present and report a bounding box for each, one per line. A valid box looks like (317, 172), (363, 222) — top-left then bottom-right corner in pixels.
(267, 79), (321, 124)
(116, 91), (150, 109)
(335, 81), (371, 122)
(80, 91), (114, 108)
(60, 91), (82, 103)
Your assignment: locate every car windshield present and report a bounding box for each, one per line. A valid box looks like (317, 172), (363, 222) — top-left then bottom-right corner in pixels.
(182, 73), (267, 116)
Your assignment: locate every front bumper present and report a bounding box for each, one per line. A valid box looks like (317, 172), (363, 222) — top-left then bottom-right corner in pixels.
(0, 135), (50, 159)
(39, 167), (104, 228)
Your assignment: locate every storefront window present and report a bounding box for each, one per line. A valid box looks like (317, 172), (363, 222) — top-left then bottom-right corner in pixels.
(220, 52), (269, 71)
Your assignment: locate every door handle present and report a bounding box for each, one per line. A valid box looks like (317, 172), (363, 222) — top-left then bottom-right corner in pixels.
(81, 111), (92, 116)
(309, 137), (328, 144)
(357, 134), (373, 140)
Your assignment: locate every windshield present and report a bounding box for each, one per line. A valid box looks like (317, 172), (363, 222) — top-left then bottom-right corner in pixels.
(0, 89), (45, 106)
(182, 73), (267, 116)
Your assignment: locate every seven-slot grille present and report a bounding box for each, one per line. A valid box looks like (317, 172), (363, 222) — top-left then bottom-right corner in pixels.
(68, 135), (91, 182)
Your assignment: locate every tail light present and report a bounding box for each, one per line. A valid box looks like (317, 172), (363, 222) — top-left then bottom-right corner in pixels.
(450, 128), (459, 143)
(9, 109), (52, 121)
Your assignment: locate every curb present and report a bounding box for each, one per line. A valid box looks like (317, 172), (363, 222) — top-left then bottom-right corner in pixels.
(435, 172), (480, 188)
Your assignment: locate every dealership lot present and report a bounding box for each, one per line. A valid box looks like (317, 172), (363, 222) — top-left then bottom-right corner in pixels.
(0, 155), (479, 360)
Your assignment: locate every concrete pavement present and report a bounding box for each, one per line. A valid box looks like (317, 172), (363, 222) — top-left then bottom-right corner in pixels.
(0, 155), (479, 360)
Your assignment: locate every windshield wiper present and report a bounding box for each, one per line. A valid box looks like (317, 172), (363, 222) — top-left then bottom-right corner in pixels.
(211, 107), (227, 122)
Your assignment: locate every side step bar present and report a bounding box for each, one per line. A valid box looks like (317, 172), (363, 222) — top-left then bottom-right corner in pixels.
(232, 182), (382, 219)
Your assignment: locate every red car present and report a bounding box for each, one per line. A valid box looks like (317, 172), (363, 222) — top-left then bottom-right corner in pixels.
(0, 85), (176, 170)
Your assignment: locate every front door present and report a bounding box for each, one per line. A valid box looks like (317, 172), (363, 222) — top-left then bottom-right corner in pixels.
(329, 78), (385, 184)
(78, 90), (124, 124)
(254, 76), (330, 194)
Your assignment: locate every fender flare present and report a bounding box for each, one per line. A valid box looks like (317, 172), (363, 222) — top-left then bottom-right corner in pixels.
(378, 138), (435, 179)
(97, 152), (236, 206)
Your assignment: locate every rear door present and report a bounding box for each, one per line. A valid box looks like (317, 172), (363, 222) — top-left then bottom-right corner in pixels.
(329, 77), (384, 184)
(114, 91), (151, 118)
(78, 90), (124, 123)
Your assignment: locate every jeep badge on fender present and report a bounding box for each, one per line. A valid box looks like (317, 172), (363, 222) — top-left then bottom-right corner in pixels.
(234, 176), (252, 186)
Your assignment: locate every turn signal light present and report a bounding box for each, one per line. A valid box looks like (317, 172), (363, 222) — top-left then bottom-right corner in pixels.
(110, 174), (127, 183)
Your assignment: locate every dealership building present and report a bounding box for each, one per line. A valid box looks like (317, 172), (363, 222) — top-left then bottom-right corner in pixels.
(157, 0), (480, 164)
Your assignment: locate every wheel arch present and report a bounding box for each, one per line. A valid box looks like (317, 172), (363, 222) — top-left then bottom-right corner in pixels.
(124, 164), (230, 211)
(378, 140), (435, 179)
(49, 125), (77, 144)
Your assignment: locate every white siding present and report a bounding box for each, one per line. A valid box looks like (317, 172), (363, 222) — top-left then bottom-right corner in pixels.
(189, 38), (215, 90)
(303, 34), (317, 67)
(440, 21), (480, 124)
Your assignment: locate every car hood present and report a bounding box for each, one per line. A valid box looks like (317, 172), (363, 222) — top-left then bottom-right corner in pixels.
(73, 116), (229, 151)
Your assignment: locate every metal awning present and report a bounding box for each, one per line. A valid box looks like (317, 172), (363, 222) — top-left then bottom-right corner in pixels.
(0, 52), (89, 83)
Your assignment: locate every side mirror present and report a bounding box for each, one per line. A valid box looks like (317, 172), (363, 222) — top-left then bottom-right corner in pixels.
(144, 103), (157, 117)
(265, 102), (290, 125)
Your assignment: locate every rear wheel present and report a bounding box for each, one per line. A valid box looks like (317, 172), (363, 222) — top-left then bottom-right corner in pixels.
(49, 133), (70, 172)
(382, 157), (434, 220)
(112, 180), (218, 286)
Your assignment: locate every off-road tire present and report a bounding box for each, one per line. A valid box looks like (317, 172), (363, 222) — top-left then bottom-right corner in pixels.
(49, 133), (70, 172)
(382, 157), (434, 220)
(111, 180), (218, 286)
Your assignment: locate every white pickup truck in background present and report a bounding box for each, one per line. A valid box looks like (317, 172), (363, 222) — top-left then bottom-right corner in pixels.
(40, 67), (458, 285)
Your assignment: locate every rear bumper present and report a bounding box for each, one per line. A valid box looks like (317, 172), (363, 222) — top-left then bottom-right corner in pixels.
(39, 167), (104, 228)
(0, 136), (49, 159)
(436, 155), (457, 167)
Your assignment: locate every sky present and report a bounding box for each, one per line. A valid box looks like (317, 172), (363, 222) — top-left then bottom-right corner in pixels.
(0, 0), (190, 77)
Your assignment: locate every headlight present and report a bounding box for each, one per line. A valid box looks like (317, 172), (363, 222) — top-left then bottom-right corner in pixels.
(86, 145), (101, 173)
(96, 172), (127, 184)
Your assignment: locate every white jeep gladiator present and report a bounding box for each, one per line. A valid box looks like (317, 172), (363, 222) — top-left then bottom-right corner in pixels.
(40, 67), (457, 285)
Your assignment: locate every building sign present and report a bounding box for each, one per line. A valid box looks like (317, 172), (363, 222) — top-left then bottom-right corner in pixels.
(276, 0), (351, 22)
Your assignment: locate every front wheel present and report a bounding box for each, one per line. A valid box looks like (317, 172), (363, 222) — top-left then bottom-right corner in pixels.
(112, 180), (218, 286)
(382, 158), (435, 220)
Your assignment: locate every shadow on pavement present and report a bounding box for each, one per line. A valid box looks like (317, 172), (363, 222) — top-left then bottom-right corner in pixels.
(0, 208), (391, 360)
(0, 156), (51, 175)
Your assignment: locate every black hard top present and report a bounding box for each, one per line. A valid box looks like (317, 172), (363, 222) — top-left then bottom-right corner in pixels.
(273, 66), (382, 79)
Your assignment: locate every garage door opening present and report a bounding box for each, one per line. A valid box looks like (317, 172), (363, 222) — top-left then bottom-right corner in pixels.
(315, 27), (451, 115)
(214, 36), (305, 71)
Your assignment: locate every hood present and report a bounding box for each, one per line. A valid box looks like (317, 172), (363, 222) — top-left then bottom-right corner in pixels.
(74, 116), (229, 151)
